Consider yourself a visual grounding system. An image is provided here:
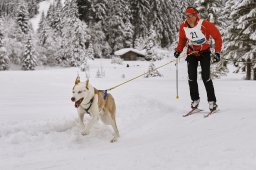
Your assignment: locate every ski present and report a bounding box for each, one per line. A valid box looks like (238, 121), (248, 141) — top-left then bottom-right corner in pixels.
(204, 109), (219, 118)
(183, 108), (203, 117)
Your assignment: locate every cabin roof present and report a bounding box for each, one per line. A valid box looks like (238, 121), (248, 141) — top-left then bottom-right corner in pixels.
(114, 48), (146, 56)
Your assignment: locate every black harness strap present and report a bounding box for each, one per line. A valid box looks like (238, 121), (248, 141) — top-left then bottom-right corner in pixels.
(84, 97), (94, 115)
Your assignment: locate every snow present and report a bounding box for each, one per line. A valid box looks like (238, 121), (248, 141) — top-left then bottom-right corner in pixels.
(1, 58), (256, 170)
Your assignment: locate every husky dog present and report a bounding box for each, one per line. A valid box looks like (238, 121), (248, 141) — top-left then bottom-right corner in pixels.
(71, 76), (120, 143)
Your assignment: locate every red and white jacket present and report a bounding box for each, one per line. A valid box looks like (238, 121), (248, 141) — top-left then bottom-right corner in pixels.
(176, 18), (222, 54)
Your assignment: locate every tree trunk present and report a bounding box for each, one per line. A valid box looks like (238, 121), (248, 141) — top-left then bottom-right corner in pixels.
(246, 58), (251, 80)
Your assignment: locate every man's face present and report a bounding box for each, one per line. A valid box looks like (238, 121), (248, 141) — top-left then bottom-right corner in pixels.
(186, 13), (197, 25)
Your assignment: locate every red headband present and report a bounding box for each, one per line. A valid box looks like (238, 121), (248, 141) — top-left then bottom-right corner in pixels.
(185, 8), (197, 15)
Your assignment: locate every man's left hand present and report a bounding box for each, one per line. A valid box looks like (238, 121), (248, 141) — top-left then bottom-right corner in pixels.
(213, 53), (220, 63)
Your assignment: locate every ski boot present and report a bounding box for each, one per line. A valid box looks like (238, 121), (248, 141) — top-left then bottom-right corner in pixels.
(191, 99), (200, 109)
(209, 101), (218, 112)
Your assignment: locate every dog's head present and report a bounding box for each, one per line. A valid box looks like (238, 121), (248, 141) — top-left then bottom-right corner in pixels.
(71, 76), (91, 108)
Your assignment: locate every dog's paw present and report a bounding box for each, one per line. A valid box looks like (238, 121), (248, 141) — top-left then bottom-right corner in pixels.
(81, 129), (90, 136)
(110, 137), (118, 143)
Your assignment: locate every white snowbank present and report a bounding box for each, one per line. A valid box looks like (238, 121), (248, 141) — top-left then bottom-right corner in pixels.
(0, 58), (256, 170)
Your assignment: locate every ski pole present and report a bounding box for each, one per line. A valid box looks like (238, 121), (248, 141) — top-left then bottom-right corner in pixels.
(176, 58), (179, 99)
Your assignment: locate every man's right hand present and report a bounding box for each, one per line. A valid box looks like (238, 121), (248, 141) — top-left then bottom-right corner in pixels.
(174, 51), (180, 58)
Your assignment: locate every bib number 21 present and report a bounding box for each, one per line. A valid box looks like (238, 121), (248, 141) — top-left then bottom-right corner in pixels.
(190, 32), (198, 39)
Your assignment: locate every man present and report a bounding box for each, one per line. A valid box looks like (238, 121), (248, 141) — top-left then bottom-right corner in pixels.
(174, 7), (222, 112)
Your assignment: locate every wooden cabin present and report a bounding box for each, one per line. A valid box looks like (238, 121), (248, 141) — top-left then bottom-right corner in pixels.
(114, 48), (146, 61)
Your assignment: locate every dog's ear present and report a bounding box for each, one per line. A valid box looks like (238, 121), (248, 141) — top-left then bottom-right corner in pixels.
(86, 80), (89, 90)
(75, 75), (80, 85)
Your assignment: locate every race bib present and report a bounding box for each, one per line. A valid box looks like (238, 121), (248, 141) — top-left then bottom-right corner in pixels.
(184, 19), (206, 45)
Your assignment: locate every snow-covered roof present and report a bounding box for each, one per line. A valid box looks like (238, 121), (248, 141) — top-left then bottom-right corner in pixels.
(114, 48), (146, 56)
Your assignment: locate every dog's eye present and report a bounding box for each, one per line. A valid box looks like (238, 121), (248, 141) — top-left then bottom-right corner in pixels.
(72, 91), (75, 94)
(78, 91), (82, 94)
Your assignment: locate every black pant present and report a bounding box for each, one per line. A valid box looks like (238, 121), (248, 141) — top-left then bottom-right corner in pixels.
(186, 51), (216, 102)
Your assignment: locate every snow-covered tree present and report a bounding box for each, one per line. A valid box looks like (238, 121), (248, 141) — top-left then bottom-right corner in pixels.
(149, 0), (177, 47)
(27, 0), (39, 18)
(37, 10), (62, 66)
(16, 1), (30, 34)
(130, 0), (151, 46)
(88, 21), (108, 58)
(195, 0), (223, 24)
(1, 0), (40, 18)
(37, 12), (47, 46)
(87, 42), (95, 60)
(0, 30), (10, 70)
(145, 63), (162, 78)
(0, 16), (24, 65)
(123, 19), (134, 48)
(77, 0), (109, 57)
(145, 28), (156, 61)
(222, 0), (256, 79)
(52, 0), (63, 35)
(57, 0), (89, 67)
(105, 0), (132, 53)
(21, 36), (37, 70)
(134, 36), (146, 50)
(46, 3), (56, 29)
(77, 0), (108, 27)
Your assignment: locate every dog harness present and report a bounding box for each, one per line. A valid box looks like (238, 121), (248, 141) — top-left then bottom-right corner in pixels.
(84, 97), (94, 115)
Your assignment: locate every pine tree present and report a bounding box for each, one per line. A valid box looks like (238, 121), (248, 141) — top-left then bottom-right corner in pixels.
(87, 43), (95, 60)
(148, 0), (177, 47)
(52, 0), (63, 35)
(145, 63), (162, 78)
(37, 11), (60, 66)
(46, 3), (56, 29)
(88, 21), (108, 58)
(0, 31), (10, 70)
(21, 36), (37, 70)
(0, 16), (23, 65)
(105, 0), (131, 53)
(1, 0), (40, 18)
(130, 0), (151, 46)
(58, 0), (89, 67)
(77, 0), (108, 26)
(144, 26), (156, 61)
(195, 0), (223, 24)
(134, 36), (146, 50)
(222, 0), (256, 79)
(37, 12), (48, 46)
(27, 0), (39, 18)
(16, 1), (30, 34)
(77, 0), (108, 57)
(123, 20), (134, 48)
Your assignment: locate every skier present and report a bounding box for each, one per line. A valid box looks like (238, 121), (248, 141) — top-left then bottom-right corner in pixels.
(174, 7), (222, 112)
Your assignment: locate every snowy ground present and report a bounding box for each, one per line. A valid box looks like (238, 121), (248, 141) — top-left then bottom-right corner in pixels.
(1, 58), (256, 170)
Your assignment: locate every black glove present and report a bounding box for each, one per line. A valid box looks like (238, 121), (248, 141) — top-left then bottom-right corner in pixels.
(174, 51), (180, 58)
(213, 53), (220, 63)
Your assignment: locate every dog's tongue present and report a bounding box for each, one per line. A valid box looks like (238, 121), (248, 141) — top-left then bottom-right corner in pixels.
(74, 98), (83, 108)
